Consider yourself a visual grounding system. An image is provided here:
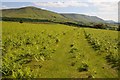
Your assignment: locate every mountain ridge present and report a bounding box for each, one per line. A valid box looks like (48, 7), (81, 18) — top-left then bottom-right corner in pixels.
(1, 6), (72, 22)
(1, 6), (113, 24)
(60, 13), (105, 24)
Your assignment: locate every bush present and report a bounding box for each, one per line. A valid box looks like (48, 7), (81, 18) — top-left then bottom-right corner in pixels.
(19, 20), (23, 23)
(71, 62), (75, 66)
(77, 63), (89, 72)
(69, 47), (77, 53)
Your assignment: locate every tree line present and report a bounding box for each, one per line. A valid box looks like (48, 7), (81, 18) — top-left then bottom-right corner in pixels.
(1, 17), (119, 31)
(1, 17), (52, 23)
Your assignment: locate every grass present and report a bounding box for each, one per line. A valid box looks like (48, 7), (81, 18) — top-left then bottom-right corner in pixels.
(1, 6), (71, 22)
(2, 22), (118, 78)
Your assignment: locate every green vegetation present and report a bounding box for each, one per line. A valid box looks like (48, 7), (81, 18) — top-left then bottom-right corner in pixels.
(1, 6), (118, 31)
(84, 28), (119, 70)
(61, 13), (105, 23)
(1, 6), (72, 22)
(1, 6), (105, 24)
(2, 22), (119, 78)
(1, 17), (53, 23)
(1, 17), (118, 31)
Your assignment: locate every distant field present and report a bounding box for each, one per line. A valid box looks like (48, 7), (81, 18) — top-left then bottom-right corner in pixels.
(2, 22), (119, 78)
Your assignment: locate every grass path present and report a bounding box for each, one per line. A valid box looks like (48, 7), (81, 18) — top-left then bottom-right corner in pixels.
(32, 28), (117, 78)
(36, 28), (79, 78)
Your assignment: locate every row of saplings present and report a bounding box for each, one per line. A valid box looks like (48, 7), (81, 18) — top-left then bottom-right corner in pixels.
(84, 30), (119, 70)
(68, 44), (94, 78)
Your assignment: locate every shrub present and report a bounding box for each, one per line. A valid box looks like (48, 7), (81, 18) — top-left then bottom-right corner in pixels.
(55, 39), (59, 44)
(71, 62), (76, 66)
(77, 63), (89, 72)
(19, 20), (23, 23)
(70, 44), (74, 47)
(69, 47), (77, 53)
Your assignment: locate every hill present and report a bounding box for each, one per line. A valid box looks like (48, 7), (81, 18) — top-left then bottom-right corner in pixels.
(105, 20), (117, 24)
(60, 13), (105, 24)
(1, 6), (106, 24)
(1, 6), (72, 22)
(1, 6), (118, 30)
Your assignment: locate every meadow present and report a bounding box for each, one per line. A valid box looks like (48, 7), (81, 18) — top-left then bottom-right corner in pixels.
(2, 22), (119, 78)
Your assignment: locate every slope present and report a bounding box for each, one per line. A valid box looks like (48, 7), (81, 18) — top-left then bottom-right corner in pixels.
(61, 13), (105, 24)
(1, 6), (72, 22)
(1, 6), (107, 24)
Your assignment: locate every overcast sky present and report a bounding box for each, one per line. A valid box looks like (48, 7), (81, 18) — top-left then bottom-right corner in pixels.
(1, 0), (119, 22)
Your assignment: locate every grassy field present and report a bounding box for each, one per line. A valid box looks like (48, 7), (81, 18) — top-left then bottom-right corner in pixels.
(2, 22), (119, 78)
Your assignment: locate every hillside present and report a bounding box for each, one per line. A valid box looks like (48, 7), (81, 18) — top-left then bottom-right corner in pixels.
(105, 20), (117, 24)
(1, 6), (106, 24)
(1, 6), (72, 22)
(1, 6), (118, 30)
(60, 13), (105, 24)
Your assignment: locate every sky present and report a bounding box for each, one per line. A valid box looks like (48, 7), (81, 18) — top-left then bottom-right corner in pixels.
(1, 0), (119, 22)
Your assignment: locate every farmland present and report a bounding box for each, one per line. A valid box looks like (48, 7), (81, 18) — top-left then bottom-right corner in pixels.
(2, 22), (119, 78)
